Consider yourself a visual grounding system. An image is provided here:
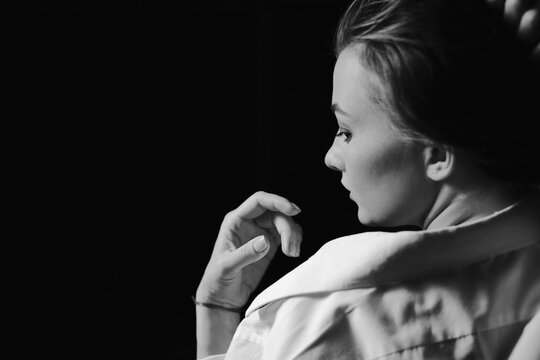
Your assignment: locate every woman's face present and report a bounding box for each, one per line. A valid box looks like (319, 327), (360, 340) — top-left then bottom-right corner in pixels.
(325, 46), (435, 227)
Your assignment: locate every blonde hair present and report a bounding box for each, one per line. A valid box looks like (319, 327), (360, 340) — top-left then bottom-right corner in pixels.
(335, 0), (539, 185)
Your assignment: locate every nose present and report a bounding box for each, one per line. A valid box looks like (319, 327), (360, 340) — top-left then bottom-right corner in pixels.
(324, 139), (343, 172)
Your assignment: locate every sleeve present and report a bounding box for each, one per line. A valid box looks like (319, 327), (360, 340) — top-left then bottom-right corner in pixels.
(508, 311), (540, 360)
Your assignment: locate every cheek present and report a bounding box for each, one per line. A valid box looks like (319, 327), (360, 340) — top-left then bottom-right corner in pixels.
(346, 136), (425, 206)
(346, 136), (414, 187)
(344, 137), (428, 224)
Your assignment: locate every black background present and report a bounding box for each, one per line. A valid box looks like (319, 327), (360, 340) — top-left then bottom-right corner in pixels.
(39, 1), (368, 359)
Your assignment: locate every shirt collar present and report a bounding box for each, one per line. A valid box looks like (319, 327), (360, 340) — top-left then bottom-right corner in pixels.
(246, 190), (540, 316)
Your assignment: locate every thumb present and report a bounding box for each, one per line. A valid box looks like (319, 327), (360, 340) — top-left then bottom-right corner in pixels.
(228, 235), (269, 271)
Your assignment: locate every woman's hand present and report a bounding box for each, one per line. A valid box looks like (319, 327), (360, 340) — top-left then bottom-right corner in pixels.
(487, 0), (540, 61)
(196, 191), (303, 309)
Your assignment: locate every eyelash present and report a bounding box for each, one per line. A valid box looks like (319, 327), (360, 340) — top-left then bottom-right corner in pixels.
(335, 127), (352, 142)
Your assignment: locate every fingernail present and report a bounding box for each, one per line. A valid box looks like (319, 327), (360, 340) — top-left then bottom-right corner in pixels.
(253, 236), (268, 253)
(294, 244), (301, 257)
(291, 202), (301, 213)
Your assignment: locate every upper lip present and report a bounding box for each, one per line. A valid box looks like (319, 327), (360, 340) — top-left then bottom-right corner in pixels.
(340, 181), (352, 199)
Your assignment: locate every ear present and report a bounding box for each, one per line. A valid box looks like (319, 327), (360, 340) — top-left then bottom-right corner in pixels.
(423, 143), (455, 182)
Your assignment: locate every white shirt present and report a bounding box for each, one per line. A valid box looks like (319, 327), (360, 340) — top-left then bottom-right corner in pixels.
(203, 191), (540, 359)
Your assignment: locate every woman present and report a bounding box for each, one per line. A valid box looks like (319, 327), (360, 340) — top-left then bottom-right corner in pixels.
(195, 0), (540, 359)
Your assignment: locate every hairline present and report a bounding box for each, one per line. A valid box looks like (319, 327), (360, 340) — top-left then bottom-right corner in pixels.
(339, 43), (427, 143)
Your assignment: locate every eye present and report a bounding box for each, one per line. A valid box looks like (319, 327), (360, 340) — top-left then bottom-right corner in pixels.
(335, 127), (352, 143)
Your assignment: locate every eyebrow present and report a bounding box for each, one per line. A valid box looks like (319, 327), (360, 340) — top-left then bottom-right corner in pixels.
(331, 103), (350, 117)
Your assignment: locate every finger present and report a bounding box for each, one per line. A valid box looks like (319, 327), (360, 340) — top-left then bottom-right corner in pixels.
(517, 5), (540, 44)
(504, 0), (534, 29)
(234, 191), (301, 220)
(273, 213), (300, 257)
(293, 222), (304, 257)
(253, 211), (303, 257)
(223, 235), (270, 274)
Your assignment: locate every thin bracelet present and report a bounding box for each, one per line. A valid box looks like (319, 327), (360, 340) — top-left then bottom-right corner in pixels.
(191, 295), (243, 313)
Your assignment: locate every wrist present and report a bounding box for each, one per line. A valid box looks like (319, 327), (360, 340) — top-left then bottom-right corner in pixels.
(195, 284), (246, 309)
(195, 299), (241, 358)
(192, 296), (243, 314)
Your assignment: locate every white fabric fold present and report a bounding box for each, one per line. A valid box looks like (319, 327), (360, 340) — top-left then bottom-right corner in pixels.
(247, 191), (540, 316)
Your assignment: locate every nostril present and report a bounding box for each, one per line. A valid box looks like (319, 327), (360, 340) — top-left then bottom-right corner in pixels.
(327, 164), (341, 172)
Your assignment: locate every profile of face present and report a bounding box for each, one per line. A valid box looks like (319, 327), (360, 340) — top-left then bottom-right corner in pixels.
(325, 46), (437, 228)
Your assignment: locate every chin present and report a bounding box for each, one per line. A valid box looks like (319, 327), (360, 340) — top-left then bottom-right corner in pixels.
(356, 207), (404, 229)
(354, 199), (404, 228)
(356, 207), (378, 227)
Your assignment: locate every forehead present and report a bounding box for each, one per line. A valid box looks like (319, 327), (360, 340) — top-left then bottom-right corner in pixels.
(332, 46), (385, 116)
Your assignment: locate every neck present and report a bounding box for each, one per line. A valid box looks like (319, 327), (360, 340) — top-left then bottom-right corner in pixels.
(422, 180), (531, 230)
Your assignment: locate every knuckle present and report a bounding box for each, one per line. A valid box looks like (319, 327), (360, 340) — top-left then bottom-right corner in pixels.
(214, 257), (231, 275)
(253, 190), (267, 198)
(224, 210), (235, 221)
(223, 210), (240, 226)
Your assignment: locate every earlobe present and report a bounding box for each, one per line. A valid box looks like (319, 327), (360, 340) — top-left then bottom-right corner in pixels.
(424, 145), (455, 182)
